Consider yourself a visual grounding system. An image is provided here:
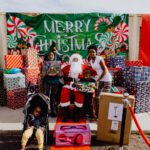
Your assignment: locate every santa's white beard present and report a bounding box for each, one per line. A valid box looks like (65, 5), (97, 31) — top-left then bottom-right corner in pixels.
(69, 62), (82, 79)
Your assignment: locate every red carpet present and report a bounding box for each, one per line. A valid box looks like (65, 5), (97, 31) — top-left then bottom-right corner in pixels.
(51, 106), (90, 150)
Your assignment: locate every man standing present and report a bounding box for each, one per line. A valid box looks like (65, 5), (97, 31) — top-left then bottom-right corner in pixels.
(60, 53), (90, 122)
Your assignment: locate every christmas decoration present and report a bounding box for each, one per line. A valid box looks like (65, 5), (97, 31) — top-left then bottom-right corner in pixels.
(7, 35), (18, 48)
(114, 22), (129, 43)
(7, 16), (26, 38)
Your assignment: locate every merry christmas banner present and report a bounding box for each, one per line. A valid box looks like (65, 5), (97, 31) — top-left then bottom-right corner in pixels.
(6, 13), (129, 60)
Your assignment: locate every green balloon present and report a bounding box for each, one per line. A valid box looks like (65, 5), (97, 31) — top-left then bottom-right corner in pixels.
(4, 69), (11, 74)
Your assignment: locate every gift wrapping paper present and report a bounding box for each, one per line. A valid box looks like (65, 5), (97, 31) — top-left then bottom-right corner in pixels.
(121, 66), (150, 87)
(107, 56), (125, 68)
(143, 67), (150, 81)
(126, 81), (150, 113)
(23, 67), (40, 76)
(7, 88), (27, 109)
(4, 73), (26, 90)
(5, 55), (23, 69)
(24, 48), (38, 68)
(26, 75), (39, 85)
(125, 60), (143, 67)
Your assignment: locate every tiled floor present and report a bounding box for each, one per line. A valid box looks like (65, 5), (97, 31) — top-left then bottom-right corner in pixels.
(0, 107), (150, 131)
(0, 107), (150, 150)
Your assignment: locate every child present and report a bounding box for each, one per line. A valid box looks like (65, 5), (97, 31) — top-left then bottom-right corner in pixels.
(80, 69), (96, 121)
(49, 41), (62, 61)
(43, 51), (61, 117)
(21, 105), (45, 150)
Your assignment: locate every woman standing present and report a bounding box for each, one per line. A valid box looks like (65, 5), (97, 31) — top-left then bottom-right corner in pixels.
(87, 44), (112, 118)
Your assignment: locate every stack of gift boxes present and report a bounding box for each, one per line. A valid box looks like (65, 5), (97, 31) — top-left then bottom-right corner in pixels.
(107, 56), (125, 68)
(126, 81), (150, 114)
(0, 69), (7, 106)
(107, 56), (125, 86)
(121, 66), (150, 113)
(3, 48), (40, 109)
(4, 54), (27, 109)
(23, 48), (40, 85)
(106, 58), (150, 114)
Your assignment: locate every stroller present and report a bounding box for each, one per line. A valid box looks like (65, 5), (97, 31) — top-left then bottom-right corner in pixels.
(22, 84), (50, 150)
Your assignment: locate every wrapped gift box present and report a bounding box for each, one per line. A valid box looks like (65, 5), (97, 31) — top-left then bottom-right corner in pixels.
(7, 88), (27, 109)
(24, 48), (38, 67)
(121, 66), (150, 87)
(43, 61), (61, 75)
(55, 124), (91, 146)
(107, 56), (125, 68)
(26, 75), (39, 85)
(130, 67), (143, 81)
(23, 67), (40, 85)
(143, 67), (150, 81)
(4, 73), (26, 90)
(121, 67), (143, 87)
(126, 81), (150, 113)
(77, 82), (95, 93)
(5, 55), (23, 69)
(23, 67), (40, 77)
(125, 60), (143, 67)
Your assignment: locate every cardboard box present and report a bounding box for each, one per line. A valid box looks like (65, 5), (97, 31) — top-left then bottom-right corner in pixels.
(96, 92), (135, 145)
(55, 124), (91, 146)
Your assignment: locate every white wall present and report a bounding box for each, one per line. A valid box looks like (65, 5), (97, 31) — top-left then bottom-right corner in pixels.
(0, 13), (142, 68)
(1, 0), (150, 14)
(0, 13), (7, 68)
(129, 15), (142, 60)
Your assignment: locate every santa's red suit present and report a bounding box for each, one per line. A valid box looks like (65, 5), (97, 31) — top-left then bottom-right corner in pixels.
(60, 64), (91, 108)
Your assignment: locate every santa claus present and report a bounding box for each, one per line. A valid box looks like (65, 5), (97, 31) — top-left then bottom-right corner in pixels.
(60, 53), (95, 122)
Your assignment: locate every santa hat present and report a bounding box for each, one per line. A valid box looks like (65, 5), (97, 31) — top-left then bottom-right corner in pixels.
(83, 66), (97, 77)
(69, 53), (83, 64)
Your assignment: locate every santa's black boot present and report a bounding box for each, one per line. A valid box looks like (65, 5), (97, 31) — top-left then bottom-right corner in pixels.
(62, 106), (69, 122)
(72, 106), (81, 122)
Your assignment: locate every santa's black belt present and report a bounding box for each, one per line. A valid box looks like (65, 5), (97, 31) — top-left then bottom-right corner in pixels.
(64, 77), (77, 82)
